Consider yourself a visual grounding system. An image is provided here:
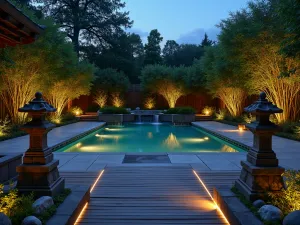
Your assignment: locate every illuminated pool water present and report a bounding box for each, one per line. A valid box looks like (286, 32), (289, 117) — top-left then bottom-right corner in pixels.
(57, 124), (244, 153)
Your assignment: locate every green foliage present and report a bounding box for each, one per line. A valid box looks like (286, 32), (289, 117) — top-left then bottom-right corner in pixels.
(0, 116), (10, 136)
(243, 113), (253, 124)
(165, 107), (196, 114)
(36, 0), (132, 55)
(201, 33), (215, 47)
(144, 29), (163, 65)
(100, 106), (129, 114)
(87, 105), (100, 112)
(69, 107), (83, 116)
(268, 170), (300, 215)
(215, 109), (227, 120)
(94, 68), (130, 93)
(201, 106), (215, 116)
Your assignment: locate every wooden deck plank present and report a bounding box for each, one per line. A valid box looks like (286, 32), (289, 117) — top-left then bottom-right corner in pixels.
(75, 167), (234, 225)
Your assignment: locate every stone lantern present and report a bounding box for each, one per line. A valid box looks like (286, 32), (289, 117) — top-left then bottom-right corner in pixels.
(16, 92), (65, 197)
(235, 92), (285, 201)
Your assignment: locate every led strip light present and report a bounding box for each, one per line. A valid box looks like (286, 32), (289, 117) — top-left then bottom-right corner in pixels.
(74, 170), (105, 224)
(193, 170), (230, 224)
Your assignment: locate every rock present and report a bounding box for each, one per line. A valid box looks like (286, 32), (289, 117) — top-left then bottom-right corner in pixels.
(258, 205), (283, 222)
(22, 216), (42, 225)
(253, 199), (266, 209)
(283, 210), (300, 225)
(32, 196), (54, 214)
(0, 213), (12, 225)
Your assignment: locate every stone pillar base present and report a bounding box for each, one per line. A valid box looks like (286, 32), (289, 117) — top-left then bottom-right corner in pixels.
(235, 160), (284, 201)
(16, 159), (65, 197)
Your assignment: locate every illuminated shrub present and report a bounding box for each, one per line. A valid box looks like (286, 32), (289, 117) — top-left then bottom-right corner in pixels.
(243, 113), (253, 124)
(69, 106), (83, 116)
(144, 97), (155, 109)
(94, 90), (108, 108)
(111, 92), (124, 108)
(215, 109), (227, 120)
(268, 170), (300, 215)
(202, 106), (215, 116)
(0, 116), (10, 136)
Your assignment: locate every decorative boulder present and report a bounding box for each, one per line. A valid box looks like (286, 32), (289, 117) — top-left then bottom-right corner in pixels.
(283, 210), (300, 225)
(253, 199), (266, 209)
(258, 205), (283, 222)
(0, 213), (12, 225)
(22, 216), (42, 225)
(32, 196), (54, 214)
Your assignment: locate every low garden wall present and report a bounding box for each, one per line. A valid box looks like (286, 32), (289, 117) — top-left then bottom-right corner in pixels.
(0, 154), (22, 183)
(160, 114), (195, 124)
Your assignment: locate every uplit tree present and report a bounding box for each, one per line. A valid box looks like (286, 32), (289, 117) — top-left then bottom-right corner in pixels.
(201, 46), (247, 117)
(140, 65), (187, 108)
(94, 90), (108, 108)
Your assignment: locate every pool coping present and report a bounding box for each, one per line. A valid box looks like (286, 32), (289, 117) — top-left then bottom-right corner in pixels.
(192, 123), (251, 152)
(53, 122), (249, 154)
(50, 123), (106, 152)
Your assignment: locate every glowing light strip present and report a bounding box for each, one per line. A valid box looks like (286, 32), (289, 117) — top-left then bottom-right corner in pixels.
(193, 170), (230, 224)
(74, 170), (104, 224)
(90, 170), (104, 193)
(74, 202), (88, 224)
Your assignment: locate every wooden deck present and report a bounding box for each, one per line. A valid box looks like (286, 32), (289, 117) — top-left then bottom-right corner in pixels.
(73, 166), (240, 225)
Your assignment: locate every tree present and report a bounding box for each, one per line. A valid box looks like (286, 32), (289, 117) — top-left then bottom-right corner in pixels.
(85, 32), (144, 83)
(201, 46), (247, 117)
(144, 29), (163, 65)
(201, 33), (214, 47)
(162, 40), (179, 66)
(218, 0), (300, 122)
(276, 0), (300, 59)
(37, 0), (132, 55)
(93, 68), (130, 106)
(140, 65), (187, 108)
(0, 19), (94, 124)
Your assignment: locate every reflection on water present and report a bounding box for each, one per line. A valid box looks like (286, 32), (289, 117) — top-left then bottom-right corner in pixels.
(163, 133), (181, 149)
(221, 145), (238, 152)
(58, 124), (244, 153)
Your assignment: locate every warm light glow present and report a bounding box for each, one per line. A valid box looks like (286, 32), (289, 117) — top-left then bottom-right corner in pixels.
(221, 145), (238, 152)
(239, 127), (243, 132)
(75, 111), (80, 116)
(76, 142), (82, 148)
(193, 170), (230, 224)
(205, 110), (209, 115)
(204, 137), (209, 140)
(181, 137), (208, 143)
(94, 90), (108, 108)
(90, 170), (104, 193)
(147, 132), (153, 139)
(74, 202), (88, 224)
(144, 97), (155, 109)
(163, 133), (181, 149)
(74, 170), (104, 224)
(111, 92), (124, 107)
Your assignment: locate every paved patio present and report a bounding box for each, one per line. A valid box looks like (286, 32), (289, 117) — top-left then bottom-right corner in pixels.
(0, 122), (105, 154)
(1, 121), (299, 172)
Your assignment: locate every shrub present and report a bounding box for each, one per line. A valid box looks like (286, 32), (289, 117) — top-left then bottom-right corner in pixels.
(94, 90), (108, 108)
(268, 170), (300, 215)
(111, 92), (124, 107)
(202, 106), (215, 116)
(215, 109), (227, 120)
(69, 106), (83, 116)
(144, 97), (155, 109)
(61, 112), (76, 122)
(100, 106), (129, 114)
(86, 105), (99, 112)
(243, 113), (253, 124)
(294, 126), (300, 136)
(165, 107), (196, 114)
(0, 116), (10, 136)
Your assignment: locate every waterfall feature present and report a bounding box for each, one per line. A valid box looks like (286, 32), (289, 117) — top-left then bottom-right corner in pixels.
(154, 115), (159, 123)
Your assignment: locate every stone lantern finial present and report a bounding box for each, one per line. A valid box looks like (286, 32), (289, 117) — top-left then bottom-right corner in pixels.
(235, 92), (285, 201)
(16, 92), (65, 197)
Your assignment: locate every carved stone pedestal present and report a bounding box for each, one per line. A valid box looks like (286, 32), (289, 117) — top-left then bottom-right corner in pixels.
(235, 92), (285, 201)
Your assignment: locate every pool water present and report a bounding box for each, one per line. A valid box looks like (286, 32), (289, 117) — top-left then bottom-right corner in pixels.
(57, 124), (244, 153)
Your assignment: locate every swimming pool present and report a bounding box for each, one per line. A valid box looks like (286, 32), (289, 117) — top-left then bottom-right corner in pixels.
(57, 123), (244, 153)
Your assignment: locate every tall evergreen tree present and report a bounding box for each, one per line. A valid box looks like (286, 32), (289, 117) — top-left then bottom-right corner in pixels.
(201, 33), (214, 47)
(36, 0), (132, 55)
(144, 29), (163, 65)
(163, 40), (179, 66)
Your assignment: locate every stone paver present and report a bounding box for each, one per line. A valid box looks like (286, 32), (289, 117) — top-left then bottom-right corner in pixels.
(0, 122), (105, 154)
(192, 121), (300, 170)
(168, 154), (201, 163)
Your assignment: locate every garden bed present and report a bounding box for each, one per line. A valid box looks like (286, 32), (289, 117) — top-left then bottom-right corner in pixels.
(215, 120), (300, 142)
